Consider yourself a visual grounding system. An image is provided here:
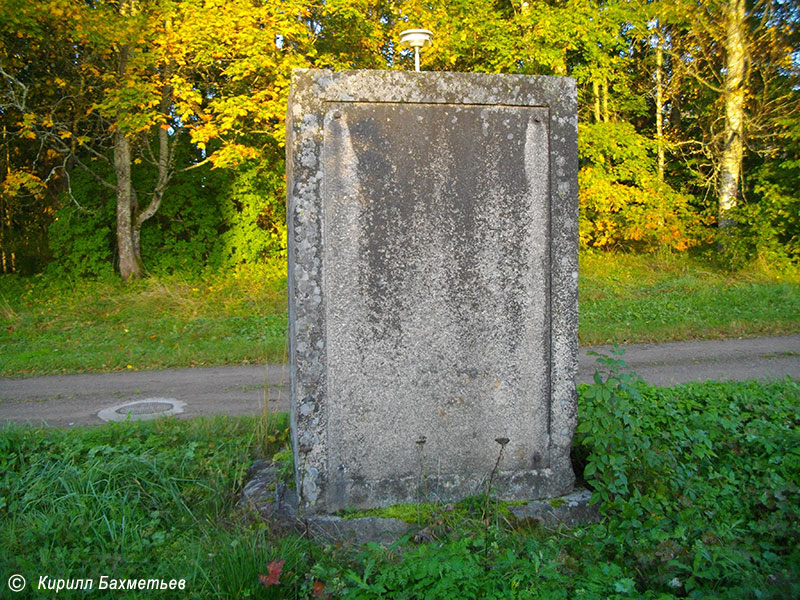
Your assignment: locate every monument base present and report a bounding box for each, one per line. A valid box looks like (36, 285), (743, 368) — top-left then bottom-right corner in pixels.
(240, 460), (598, 546)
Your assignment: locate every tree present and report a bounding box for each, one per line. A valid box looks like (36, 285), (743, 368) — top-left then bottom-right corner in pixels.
(0, 0), (89, 273)
(718, 0), (746, 222)
(3, 0), (798, 274)
(1, 0), (181, 279)
(1, 0), (314, 279)
(659, 0), (799, 224)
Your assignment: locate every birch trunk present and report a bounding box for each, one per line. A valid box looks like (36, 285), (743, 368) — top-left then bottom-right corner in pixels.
(593, 79), (601, 123)
(718, 0), (746, 224)
(655, 38), (665, 181)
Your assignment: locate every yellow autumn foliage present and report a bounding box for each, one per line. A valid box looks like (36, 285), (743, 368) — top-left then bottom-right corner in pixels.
(579, 165), (703, 252)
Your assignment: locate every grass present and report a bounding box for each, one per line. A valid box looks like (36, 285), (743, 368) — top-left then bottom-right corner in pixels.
(0, 413), (292, 599)
(0, 264), (288, 376)
(1, 376), (798, 599)
(578, 250), (800, 345)
(1, 252), (798, 376)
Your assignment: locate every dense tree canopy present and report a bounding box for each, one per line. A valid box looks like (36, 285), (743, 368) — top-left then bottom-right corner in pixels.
(1, 0), (798, 277)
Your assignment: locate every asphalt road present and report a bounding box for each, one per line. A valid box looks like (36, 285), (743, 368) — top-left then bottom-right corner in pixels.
(1, 335), (798, 427)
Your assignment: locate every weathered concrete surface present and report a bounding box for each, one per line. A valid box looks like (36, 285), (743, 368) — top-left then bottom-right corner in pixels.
(239, 459), (596, 546)
(304, 516), (413, 546)
(508, 488), (600, 528)
(239, 459), (412, 545)
(239, 460), (299, 525)
(287, 69), (579, 513)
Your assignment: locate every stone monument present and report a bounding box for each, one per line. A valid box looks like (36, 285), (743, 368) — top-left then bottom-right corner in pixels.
(287, 69), (578, 514)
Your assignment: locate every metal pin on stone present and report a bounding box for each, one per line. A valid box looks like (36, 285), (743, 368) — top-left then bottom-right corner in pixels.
(399, 29), (433, 72)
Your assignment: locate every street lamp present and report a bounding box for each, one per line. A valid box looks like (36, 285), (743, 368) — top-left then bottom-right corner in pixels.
(399, 29), (433, 72)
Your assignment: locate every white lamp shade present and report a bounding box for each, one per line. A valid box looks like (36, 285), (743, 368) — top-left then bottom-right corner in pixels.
(399, 29), (433, 49)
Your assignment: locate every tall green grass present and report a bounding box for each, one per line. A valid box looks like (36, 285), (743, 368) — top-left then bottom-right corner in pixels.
(0, 415), (290, 599)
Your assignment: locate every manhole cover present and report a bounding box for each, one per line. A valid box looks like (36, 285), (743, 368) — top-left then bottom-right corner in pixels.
(98, 398), (186, 423)
(116, 401), (172, 416)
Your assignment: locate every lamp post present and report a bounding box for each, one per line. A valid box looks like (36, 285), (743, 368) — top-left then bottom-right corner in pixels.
(399, 29), (433, 72)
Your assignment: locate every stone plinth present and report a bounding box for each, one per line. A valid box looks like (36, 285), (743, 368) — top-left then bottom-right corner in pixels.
(287, 69), (578, 514)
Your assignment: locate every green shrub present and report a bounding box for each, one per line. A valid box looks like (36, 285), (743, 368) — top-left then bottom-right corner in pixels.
(44, 138), (288, 279)
(720, 120), (800, 270)
(577, 353), (800, 597)
(138, 153), (226, 276)
(47, 168), (116, 279)
(2, 376), (798, 599)
(206, 151), (287, 272)
(578, 122), (706, 252)
(303, 373), (799, 599)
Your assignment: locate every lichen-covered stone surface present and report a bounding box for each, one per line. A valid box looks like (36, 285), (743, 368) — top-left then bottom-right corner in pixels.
(287, 69), (578, 514)
(508, 489), (600, 529)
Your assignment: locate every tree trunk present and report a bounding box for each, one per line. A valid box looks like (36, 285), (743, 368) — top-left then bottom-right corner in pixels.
(655, 37), (665, 181)
(0, 198), (7, 273)
(113, 0), (144, 280)
(114, 130), (142, 280)
(130, 68), (174, 273)
(1, 123), (7, 273)
(593, 79), (601, 123)
(718, 0), (746, 224)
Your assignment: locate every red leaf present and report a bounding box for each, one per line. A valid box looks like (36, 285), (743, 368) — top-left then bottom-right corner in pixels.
(259, 559), (285, 587)
(312, 581), (326, 597)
